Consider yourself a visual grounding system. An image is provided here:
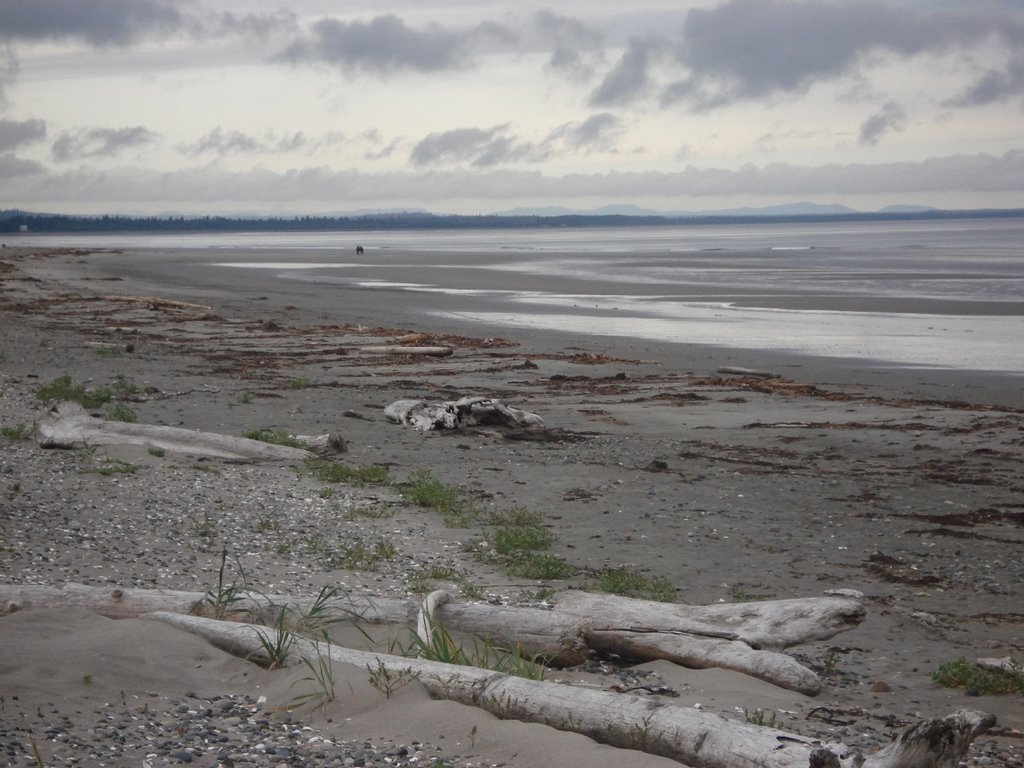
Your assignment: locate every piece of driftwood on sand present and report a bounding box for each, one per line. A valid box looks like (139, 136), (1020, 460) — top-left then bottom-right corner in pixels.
(0, 583), (863, 693)
(33, 402), (345, 460)
(385, 396), (544, 432)
(144, 610), (995, 768)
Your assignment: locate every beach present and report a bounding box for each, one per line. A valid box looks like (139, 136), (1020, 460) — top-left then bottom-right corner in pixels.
(1, 243), (1021, 767)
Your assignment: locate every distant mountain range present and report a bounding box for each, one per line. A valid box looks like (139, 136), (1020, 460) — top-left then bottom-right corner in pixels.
(494, 202), (939, 217)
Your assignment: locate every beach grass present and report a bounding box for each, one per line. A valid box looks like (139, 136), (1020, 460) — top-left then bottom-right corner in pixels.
(590, 566), (676, 603)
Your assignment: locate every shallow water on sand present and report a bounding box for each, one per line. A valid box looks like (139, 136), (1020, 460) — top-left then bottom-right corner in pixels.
(21, 218), (1024, 373)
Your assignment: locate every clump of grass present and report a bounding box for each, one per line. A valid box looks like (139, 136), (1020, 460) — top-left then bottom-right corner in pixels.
(195, 549), (249, 620)
(345, 503), (392, 520)
(287, 377), (313, 389)
(395, 616), (546, 680)
(477, 506), (573, 582)
(148, 446), (166, 458)
(287, 637), (336, 711)
(239, 391), (253, 404)
(399, 470), (477, 527)
(35, 375), (112, 408)
(305, 458), (389, 487)
(254, 607), (294, 670)
(744, 708), (780, 727)
(79, 458), (138, 476)
(243, 429), (306, 449)
(590, 567), (676, 602)
(933, 658), (1024, 695)
(110, 375), (139, 398)
(0, 424), (31, 441)
(106, 403), (137, 423)
(323, 538), (397, 571)
(493, 525), (555, 555)
(506, 553), (575, 580)
(405, 561), (469, 594)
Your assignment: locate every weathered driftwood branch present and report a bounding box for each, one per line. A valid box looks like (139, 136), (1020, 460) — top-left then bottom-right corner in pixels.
(145, 611), (995, 768)
(554, 592), (866, 650)
(33, 403), (345, 460)
(0, 583), (588, 666)
(354, 345), (453, 356)
(101, 294), (213, 311)
(0, 583), (863, 691)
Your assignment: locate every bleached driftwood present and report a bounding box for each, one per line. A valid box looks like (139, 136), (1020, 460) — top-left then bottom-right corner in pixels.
(717, 366), (781, 379)
(355, 345), (453, 356)
(102, 294), (212, 311)
(33, 403), (344, 460)
(555, 592), (865, 651)
(0, 583), (864, 690)
(553, 592), (864, 696)
(146, 611), (996, 768)
(385, 396), (544, 432)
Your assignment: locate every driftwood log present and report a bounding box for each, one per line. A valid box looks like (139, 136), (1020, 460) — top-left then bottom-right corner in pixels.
(385, 396), (544, 432)
(33, 403), (345, 460)
(146, 611), (995, 768)
(0, 583), (865, 692)
(354, 345), (453, 356)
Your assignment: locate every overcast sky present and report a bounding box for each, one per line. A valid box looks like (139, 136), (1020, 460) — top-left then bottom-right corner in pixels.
(0, 0), (1022, 215)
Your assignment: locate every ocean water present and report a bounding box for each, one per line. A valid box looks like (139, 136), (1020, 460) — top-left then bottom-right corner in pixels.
(19, 218), (1024, 373)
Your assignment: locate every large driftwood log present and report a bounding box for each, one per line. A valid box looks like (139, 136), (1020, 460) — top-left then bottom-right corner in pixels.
(555, 592), (866, 650)
(553, 592), (866, 694)
(0, 583), (587, 666)
(33, 403), (345, 460)
(146, 611), (995, 768)
(0, 583), (863, 692)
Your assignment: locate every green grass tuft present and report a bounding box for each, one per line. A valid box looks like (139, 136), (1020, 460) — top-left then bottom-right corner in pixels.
(305, 458), (389, 486)
(933, 658), (1024, 695)
(35, 375), (112, 408)
(1, 424), (32, 441)
(591, 567), (677, 602)
(106, 403), (137, 423)
(505, 553), (575, 580)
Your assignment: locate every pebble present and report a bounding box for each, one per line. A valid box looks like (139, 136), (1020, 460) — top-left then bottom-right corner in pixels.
(0, 693), (487, 768)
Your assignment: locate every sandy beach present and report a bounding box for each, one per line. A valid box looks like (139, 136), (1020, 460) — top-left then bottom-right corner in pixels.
(1, 244), (1021, 767)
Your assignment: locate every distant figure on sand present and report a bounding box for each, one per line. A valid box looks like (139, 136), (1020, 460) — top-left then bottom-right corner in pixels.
(356, 245), (364, 255)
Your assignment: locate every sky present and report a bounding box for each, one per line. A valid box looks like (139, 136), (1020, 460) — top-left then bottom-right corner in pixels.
(0, 0), (1022, 216)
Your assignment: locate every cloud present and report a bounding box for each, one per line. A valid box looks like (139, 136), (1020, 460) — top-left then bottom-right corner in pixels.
(0, 151), (46, 177)
(533, 11), (605, 79)
(0, 117), (45, 152)
(279, 14), (483, 75)
(0, 0), (294, 46)
(410, 115), (623, 168)
(6, 151), (1022, 210)
(946, 56), (1024, 107)
(859, 101), (906, 145)
(181, 128), (268, 156)
(410, 124), (547, 167)
(52, 126), (158, 161)
(609, 0), (1024, 111)
(589, 37), (664, 107)
(0, 0), (184, 46)
(546, 113), (622, 152)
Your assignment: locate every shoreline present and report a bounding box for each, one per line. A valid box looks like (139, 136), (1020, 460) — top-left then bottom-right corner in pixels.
(26, 244), (1024, 405)
(1, 245), (1022, 766)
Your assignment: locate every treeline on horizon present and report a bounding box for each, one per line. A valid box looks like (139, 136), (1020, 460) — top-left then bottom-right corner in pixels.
(1, 208), (1022, 234)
